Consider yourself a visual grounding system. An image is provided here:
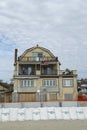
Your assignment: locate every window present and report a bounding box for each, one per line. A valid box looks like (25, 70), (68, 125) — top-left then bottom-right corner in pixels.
(20, 80), (34, 87)
(32, 52), (43, 61)
(21, 65), (35, 75)
(28, 67), (32, 75)
(41, 66), (52, 75)
(43, 80), (56, 86)
(37, 64), (40, 70)
(63, 79), (73, 87)
(47, 67), (51, 74)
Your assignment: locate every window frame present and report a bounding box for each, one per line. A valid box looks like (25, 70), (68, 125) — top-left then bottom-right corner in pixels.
(43, 79), (56, 87)
(20, 80), (34, 87)
(32, 52), (43, 61)
(63, 79), (73, 87)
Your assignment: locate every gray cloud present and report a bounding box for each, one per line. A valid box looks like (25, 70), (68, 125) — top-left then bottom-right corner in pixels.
(0, 0), (87, 81)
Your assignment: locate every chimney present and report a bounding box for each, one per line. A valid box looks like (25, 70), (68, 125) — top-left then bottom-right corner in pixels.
(14, 49), (18, 65)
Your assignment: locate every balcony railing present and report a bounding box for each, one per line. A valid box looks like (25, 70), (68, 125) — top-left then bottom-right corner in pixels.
(14, 70), (77, 78)
(41, 70), (57, 75)
(18, 56), (58, 62)
(58, 70), (77, 76)
(14, 67), (58, 77)
(18, 71), (36, 76)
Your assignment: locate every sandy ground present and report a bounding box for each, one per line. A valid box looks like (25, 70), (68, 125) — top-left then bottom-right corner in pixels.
(0, 120), (87, 130)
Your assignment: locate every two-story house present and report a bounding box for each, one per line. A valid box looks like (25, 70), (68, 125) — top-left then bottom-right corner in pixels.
(13, 45), (77, 102)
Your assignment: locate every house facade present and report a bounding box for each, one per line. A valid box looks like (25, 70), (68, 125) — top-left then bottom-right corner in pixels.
(13, 45), (78, 102)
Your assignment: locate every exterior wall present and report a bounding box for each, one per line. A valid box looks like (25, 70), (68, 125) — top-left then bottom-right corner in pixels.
(14, 79), (19, 92)
(13, 78), (59, 102)
(13, 76), (77, 102)
(73, 76), (78, 100)
(60, 77), (77, 100)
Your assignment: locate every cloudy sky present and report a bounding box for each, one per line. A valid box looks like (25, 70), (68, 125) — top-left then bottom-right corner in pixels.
(0, 0), (87, 82)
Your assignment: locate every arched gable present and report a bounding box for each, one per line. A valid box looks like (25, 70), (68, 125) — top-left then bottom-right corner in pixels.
(19, 45), (55, 60)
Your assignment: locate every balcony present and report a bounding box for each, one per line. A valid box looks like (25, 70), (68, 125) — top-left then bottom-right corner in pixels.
(14, 64), (58, 78)
(41, 69), (57, 75)
(18, 71), (36, 76)
(58, 70), (77, 77)
(18, 56), (58, 62)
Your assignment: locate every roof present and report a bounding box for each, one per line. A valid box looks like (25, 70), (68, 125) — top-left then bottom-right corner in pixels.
(0, 82), (10, 89)
(19, 44), (55, 59)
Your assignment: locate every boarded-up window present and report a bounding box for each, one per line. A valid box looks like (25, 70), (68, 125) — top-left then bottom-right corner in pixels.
(19, 93), (35, 102)
(64, 94), (73, 101)
(49, 93), (57, 100)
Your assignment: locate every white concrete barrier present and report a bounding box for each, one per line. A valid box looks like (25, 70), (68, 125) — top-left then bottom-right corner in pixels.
(17, 108), (25, 121)
(32, 108), (40, 120)
(76, 107), (85, 120)
(83, 107), (87, 119)
(0, 107), (87, 121)
(61, 107), (70, 120)
(69, 107), (77, 120)
(40, 107), (48, 120)
(9, 108), (18, 121)
(25, 108), (33, 120)
(0, 109), (2, 121)
(1, 108), (10, 121)
(55, 107), (62, 119)
(47, 107), (56, 120)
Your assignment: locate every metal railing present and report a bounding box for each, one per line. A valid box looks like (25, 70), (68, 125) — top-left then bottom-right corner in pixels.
(18, 71), (36, 76)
